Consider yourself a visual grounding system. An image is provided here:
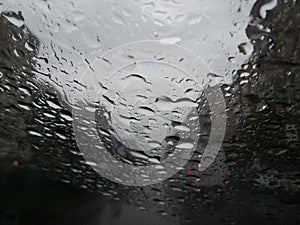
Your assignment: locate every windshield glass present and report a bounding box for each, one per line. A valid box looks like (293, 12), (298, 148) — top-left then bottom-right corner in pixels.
(0, 1), (299, 225)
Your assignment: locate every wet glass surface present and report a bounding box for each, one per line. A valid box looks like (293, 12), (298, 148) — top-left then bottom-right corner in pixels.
(0, 0), (299, 224)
